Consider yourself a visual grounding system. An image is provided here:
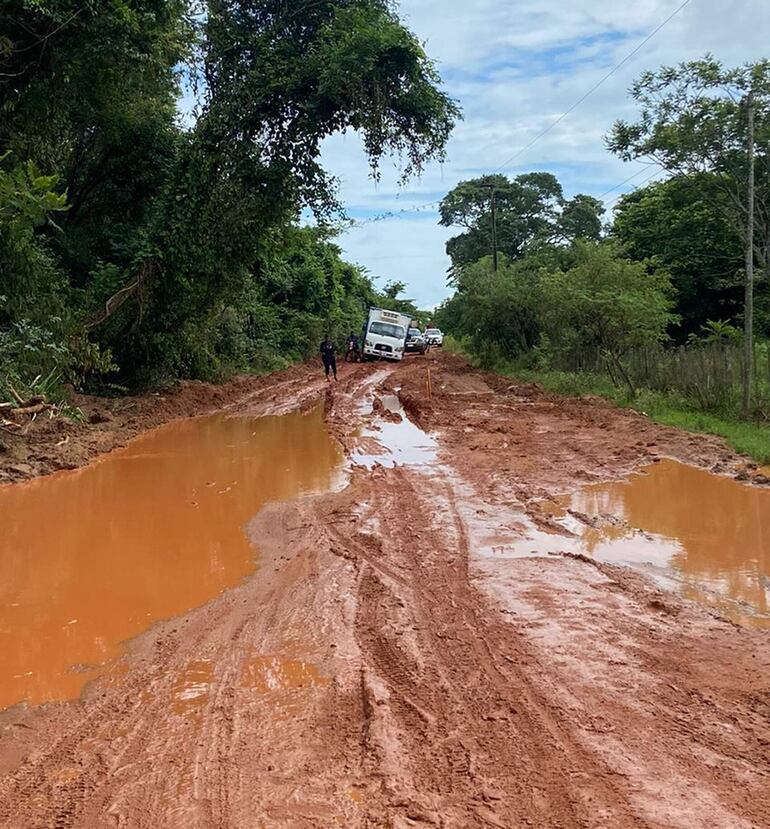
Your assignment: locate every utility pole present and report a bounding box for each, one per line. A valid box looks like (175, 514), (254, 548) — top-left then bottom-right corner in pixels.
(743, 89), (755, 416)
(490, 187), (499, 272)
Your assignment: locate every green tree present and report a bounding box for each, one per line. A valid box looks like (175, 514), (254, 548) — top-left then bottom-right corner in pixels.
(383, 281), (407, 300)
(540, 243), (677, 395)
(436, 256), (544, 364)
(199, 0), (460, 207)
(0, 0), (460, 387)
(439, 172), (603, 275)
(607, 57), (770, 270)
(612, 174), (748, 339)
(375, 280), (419, 319)
(607, 56), (770, 409)
(557, 194), (605, 243)
(115, 0), (460, 381)
(0, 158), (68, 324)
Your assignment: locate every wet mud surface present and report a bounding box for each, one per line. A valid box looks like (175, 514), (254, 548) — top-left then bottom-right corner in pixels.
(0, 407), (341, 709)
(0, 352), (769, 828)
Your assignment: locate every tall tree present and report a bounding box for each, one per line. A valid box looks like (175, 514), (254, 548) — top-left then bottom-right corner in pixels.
(607, 56), (770, 410)
(539, 243), (677, 396)
(612, 174), (747, 339)
(0, 0), (460, 388)
(128, 0), (461, 379)
(438, 172), (603, 275)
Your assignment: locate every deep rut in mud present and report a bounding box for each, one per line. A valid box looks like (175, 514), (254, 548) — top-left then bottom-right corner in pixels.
(0, 353), (768, 829)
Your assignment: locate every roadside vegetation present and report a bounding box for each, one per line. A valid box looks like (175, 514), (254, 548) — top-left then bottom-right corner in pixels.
(437, 57), (770, 462)
(0, 0), (458, 406)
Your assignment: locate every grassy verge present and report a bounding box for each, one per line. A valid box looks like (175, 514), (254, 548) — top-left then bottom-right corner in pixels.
(516, 369), (770, 463)
(443, 340), (770, 464)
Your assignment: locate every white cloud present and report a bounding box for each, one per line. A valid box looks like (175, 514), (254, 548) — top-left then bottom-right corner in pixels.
(322, 0), (770, 306)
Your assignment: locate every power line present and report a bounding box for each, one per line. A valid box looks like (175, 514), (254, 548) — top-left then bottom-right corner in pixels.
(346, 199), (443, 229)
(345, 0), (692, 230)
(491, 0), (692, 172)
(597, 163), (661, 200)
(604, 167), (667, 207)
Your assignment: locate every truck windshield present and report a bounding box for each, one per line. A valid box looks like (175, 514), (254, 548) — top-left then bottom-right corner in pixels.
(369, 321), (405, 339)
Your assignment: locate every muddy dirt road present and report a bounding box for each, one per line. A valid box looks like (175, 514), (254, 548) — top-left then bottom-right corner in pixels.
(1, 353), (769, 828)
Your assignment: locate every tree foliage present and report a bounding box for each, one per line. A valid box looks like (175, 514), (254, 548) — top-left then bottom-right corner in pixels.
(0, 0), (459, 391)
(612, 174), (751, 339)
(607, 56), (770, 272)
(436, 241), (675, 396)
(438, 172), (604, 274)
(539, 243), (676, 394)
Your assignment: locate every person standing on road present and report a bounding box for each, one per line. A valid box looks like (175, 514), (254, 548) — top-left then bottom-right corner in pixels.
(320, 334), (338, 381)
(345, 332), (360, 362)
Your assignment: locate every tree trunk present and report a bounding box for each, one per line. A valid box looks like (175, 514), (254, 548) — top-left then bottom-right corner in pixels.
(611, 352), (636, 398)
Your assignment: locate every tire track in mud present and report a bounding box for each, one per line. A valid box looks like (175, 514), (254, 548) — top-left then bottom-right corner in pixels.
(1, 354), (769, 828)
(331, 465), (647, 828)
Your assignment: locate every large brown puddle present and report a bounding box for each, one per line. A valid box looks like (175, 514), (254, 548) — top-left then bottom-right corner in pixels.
(0, 407), (342, 710)
(554, 459), (770, 625)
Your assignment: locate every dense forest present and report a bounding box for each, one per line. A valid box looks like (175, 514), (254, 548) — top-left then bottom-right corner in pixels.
(437, 58), (770, 424)
(0, 0), (458, 395)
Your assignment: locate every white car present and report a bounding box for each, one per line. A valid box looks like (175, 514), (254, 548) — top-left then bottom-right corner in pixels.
(424, 328), (444, 346)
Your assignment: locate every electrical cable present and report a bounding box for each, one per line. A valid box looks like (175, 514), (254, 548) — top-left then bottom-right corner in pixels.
(491, 0), (692, 173)
(345, 0), (691, 230)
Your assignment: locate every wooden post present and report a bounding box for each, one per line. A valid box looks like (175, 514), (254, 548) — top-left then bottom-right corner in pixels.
(743, 89), (755, 416)
(490, 188), (499, 273)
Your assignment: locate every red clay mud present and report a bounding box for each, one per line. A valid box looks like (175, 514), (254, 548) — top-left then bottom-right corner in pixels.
(0, 362), (325, 484)
(0, 352), (768, 828)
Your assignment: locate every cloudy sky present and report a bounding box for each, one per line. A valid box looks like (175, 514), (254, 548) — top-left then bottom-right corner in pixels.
(320, 0), (770, 309)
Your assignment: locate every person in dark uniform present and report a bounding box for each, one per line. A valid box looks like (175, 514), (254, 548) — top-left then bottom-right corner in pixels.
(320, 334), (338, 381)
(345, 332), (360, 362)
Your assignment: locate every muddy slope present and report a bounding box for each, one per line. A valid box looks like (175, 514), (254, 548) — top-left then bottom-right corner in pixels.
(0, 352), (768, 828)
(0, 362), (324, 484)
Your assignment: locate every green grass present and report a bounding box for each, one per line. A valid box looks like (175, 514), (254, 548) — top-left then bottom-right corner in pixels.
(631, 402), (770, 464)
(510, 367), (770, 464)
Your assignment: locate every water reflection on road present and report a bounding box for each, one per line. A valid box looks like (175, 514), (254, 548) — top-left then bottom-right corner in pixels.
(0, 407), (342, 709)
(562, 459), (770, 625)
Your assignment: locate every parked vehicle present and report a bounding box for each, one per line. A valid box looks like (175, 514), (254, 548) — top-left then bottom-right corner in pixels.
(362, 308), (411, 361)
(424, 328), (444, 346)
(405, 327), (429, 354)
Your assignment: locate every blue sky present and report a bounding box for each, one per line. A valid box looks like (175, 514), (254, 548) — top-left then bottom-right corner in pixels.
(320, 0), (770, 309)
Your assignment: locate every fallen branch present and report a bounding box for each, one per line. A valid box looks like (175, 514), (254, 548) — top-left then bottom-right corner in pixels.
(85, 258), (158, 331)
(11, 403), (51, 417)
(85, 279), (139, 330)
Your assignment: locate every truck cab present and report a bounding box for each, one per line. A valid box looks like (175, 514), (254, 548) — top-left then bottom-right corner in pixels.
(363, 308), (411, 361)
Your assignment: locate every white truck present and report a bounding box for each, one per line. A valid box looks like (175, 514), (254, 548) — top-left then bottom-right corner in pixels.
(362, 307), (411, 361)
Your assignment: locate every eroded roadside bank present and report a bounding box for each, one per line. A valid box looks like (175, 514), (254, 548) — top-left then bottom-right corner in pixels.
(0, 352), (768, 829)
(0, 362), (327, 484)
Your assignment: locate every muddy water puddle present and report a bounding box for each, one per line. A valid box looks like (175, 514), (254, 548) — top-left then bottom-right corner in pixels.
(0, 407), (343, 709)
(504, 459), (770, 625)
(354, 393), (437, 468)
